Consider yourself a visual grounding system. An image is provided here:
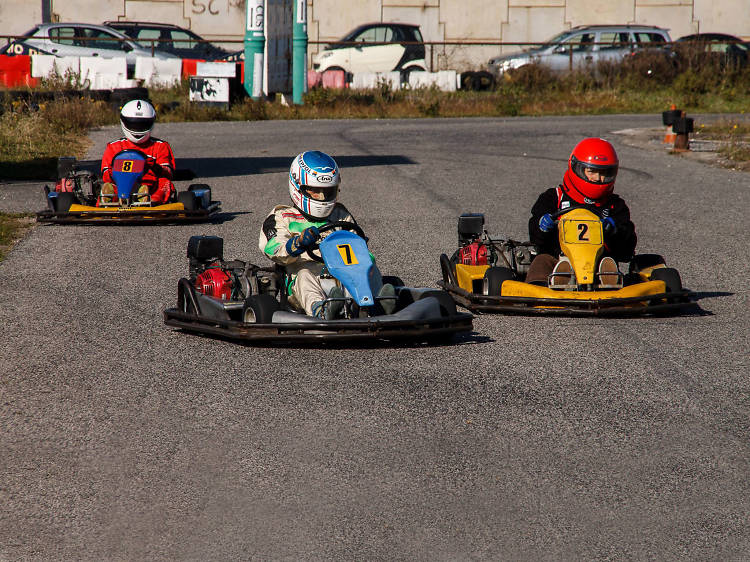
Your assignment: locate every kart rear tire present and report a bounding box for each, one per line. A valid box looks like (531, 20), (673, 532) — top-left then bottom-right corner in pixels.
(483, 266), (515, 296)
(243, 294), (279, 323)
(54, 192), (75, 213)
(188, 183), (212, 201)
(418, 290), (457, 317)
(440, 253), (457, 286)
(178, 191), (198, 211)
(650, 267), (683, 301)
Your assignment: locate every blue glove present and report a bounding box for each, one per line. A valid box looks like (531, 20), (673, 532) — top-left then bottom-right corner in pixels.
(538, 213), (555, 233)
(602, 217), (617, 236)
(286, 226), (320, 256)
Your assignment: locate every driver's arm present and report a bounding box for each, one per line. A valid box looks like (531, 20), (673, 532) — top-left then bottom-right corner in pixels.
(259, 208), (304, 265)
(529, 188), (559, 254)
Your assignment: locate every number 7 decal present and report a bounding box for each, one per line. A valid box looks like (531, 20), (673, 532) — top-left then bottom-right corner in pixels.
(336, 244), (358, 265)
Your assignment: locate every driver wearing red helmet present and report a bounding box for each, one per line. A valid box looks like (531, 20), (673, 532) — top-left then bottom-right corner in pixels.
(526, 137), (637, 285)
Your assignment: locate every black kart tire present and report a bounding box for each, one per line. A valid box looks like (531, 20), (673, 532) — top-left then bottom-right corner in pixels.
(381, 275), (405, 288)
(440, 253), (458, 286)
(650, 267), (683, 296)
(472, 70), (495, 91)
(460, 71), (476, 90)
(417, 290), (457, 317)
(54, 192), (75, 213)
(629, 253), (666, 274)
(188, 183), (212, 202)
(243, 294), (279, 323)
(483, 266), (515, 296)
(178, 191), (198, 211)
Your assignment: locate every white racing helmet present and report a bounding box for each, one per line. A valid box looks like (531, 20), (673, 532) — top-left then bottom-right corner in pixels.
(120, 99), (156, 144)
(288, 151), (341, 218)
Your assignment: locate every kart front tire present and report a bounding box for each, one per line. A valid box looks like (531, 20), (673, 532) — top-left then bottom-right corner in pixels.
(243, 294), (279, 323)
(483, 266), (515, 296)
(178, 191), (198, 211)
(417, 290), (457, 317)
(54, 192), (75, 213)
(650, 267), (683, 298)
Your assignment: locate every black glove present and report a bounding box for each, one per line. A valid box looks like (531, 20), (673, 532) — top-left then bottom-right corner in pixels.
(602, 217), (617, 236)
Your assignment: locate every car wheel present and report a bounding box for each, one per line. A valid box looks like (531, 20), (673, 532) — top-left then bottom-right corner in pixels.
(417, 290), (457, 317)
(178, 191), (198, 211)
(243, 294), (279, 323)
(483, 266), (515, 296)
(54, 192), (76, 212)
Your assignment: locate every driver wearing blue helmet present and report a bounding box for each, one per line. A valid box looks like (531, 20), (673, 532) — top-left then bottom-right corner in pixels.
(258, 151), (359, 319)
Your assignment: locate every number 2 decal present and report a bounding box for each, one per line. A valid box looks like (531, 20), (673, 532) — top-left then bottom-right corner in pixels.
(337, 244), (358, 265)
(578, 223), (589, 241)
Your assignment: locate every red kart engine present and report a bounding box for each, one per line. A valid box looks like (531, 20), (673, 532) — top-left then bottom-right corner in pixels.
(195, 263), (233, 299)
(458, 242), (488, 266)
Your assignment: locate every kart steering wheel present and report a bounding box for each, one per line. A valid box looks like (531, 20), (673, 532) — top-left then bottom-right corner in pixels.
(550, 205), (603, 220)
(110, 148), (152, 171)
(306, 221), (367, 263)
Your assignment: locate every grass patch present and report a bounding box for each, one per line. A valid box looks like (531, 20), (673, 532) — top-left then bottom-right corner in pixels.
(0, 212), (35, 262)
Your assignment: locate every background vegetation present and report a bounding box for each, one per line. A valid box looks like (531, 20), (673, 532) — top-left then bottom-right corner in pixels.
(1, 48), (748, 181)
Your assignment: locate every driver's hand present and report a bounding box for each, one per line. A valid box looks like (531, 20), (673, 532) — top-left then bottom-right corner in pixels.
(539, 213), (555, 233)
(602, 217), (617, 236)
(146, 155), (157, 167)
(286, 226), (320, 256)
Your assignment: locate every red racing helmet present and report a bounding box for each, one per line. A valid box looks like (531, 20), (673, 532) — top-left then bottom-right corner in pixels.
(562, 138), (619, 205)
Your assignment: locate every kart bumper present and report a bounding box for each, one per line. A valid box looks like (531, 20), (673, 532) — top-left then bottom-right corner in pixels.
(163, 298), (473, 343)
(36, 202), (221, 224)
(440, 280), (699, 316)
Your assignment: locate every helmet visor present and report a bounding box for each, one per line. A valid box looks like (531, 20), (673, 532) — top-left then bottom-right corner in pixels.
(121, 115), (155, 133)
(301, 184), (338, 202)
(572, 160), (618, 185)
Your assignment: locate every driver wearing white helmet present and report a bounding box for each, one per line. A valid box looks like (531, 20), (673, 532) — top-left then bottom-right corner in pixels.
(258, 151), (357, 319)
(99, 99), (176, 205)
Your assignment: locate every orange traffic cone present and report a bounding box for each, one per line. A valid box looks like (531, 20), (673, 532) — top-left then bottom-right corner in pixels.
(663, 104), (677, 144)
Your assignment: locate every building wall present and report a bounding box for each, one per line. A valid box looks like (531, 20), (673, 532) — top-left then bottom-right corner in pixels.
(1, 0), (749, 70)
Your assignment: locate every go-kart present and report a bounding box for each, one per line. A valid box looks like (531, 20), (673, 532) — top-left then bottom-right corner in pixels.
(164, 222), (473, 343)
(36, 149), (220, 224)
(439, 211), (698, 316)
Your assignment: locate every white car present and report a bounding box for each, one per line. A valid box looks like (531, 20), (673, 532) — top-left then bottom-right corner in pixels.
(1, 23), (179, 75)
(313, 23), (427, 76)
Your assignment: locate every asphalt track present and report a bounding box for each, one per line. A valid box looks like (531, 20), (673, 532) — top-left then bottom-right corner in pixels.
(1, 115), (748, 560)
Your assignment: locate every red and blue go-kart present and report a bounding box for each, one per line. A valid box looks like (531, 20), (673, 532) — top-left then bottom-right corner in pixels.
(36, 149), (220, 224)
(164, 222), (474, 344)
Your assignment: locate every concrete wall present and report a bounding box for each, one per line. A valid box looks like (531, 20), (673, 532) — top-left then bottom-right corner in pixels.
(1, 0), (749, 71)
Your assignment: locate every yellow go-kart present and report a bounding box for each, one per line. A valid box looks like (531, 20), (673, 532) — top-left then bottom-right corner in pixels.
(439, 211), (697, 316)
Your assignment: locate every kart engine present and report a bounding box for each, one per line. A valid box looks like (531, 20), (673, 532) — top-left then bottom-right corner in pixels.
(195, 264), (233, 299)
(458, 242), (488, 265)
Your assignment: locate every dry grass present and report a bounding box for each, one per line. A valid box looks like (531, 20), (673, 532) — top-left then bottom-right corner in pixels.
(0, 212), (35, 262)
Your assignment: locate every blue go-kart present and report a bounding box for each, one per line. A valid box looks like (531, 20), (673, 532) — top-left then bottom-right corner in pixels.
(37, 149), (220, 224)
(163, 222), (473, 344)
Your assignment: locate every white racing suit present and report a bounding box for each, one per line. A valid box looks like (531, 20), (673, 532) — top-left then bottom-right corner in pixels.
(258, 203), (356, 316)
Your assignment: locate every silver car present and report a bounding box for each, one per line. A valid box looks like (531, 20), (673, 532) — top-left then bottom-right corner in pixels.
(1, 23), (179, 73)
(488, 24), (672, 75)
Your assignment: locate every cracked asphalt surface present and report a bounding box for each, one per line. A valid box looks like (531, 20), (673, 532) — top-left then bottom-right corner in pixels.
(1, 115), (748, 560)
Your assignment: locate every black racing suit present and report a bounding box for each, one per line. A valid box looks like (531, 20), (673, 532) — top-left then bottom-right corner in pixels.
(529, 186), (637, 261)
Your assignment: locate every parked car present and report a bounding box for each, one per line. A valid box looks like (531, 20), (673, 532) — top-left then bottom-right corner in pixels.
(104, 20), (239, 61)
(0, 22), (178, 72)
(312, 22), (427, 75)
(675, 33), (749, 67)
(488, 24), (672, 75)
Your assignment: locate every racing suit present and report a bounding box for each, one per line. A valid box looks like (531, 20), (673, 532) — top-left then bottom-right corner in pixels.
(526, 186), (637, 283)
(258, 203), (356, 315)
(100, 137), (176, 204)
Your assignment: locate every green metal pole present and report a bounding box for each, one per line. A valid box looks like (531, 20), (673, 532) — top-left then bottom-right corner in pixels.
(292, 0), (308, 104)
(244, 0), (265, 98)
